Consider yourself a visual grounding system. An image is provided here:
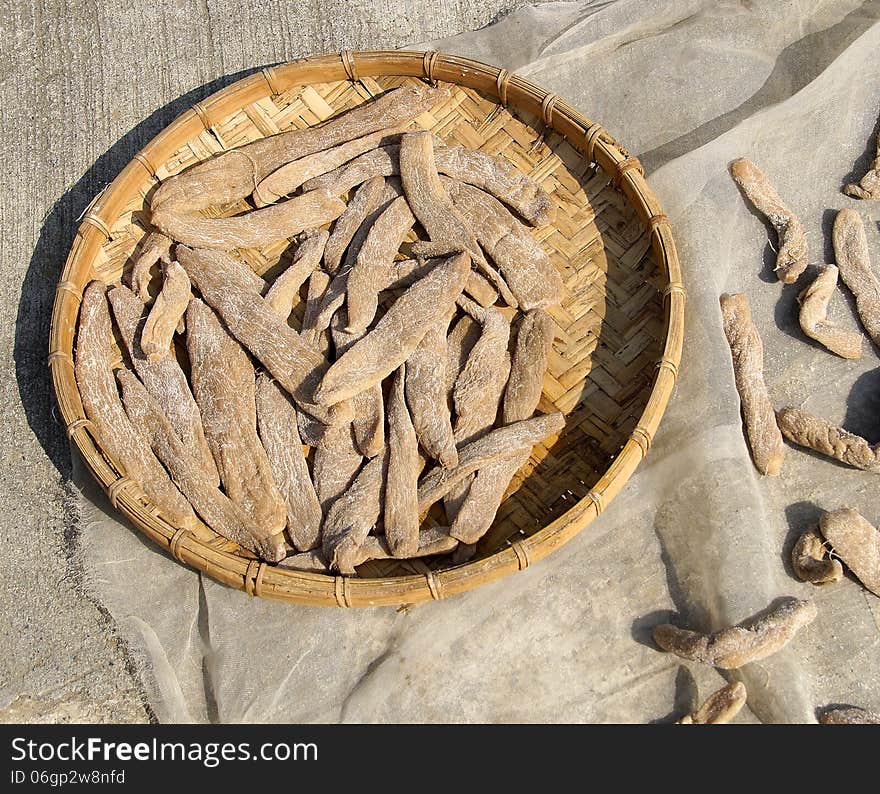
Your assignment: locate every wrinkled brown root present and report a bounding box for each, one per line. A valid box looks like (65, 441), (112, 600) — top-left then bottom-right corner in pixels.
(720, 293), (785, 476)
(676, 682), (748, 725)
(797, 265), (863, 359)
(653, 598), (817, 669)
(791, 526), (843, 585)
(729, 157), (808, 283)
(818, 507), (880, 597)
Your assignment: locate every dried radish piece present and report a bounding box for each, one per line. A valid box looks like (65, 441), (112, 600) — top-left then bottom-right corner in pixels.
(340, 179), (403, 271)
(118, 369), (284, 562)
(652, 598), (817, 670)
(75, 281), (196, 529)
(845, 120), (880, 199)
(503, 310), (555, 424)
(454, 310), (555, 545)
(820, 707), (880, 724)
(729, 158), (808, 284)
(444, 315), (481, 399)
(385, 257), (435, 291)
(129, 231), (172, 303)
(330, 309), (384, 458)
(444, 308), (512, 523)
(280, 527), (457, 573)
(255, 375), (322, 552)
(346, 195), (416, 333)
(418, 412), (565, 512)
(186, 299), (287, 536)
(399, 132), (485, 270)
(385, 365), (421, 557)
(264, 229), (327, 318)
(140, 260), (191, 361)
(819, 507), (880, 596)
(108, 284), (219, 485)
(252, 126), (407, 206)
(301, 270), (332, 354)
(405, 316), (458, 468)
(312, 422), (364, 516)
(452, 308), (512, 446)
(314, 252), (472, 407)
(797, 266), (863, 359)
(322, 177), (386, 275)
(791, 526), (843, 585)
(176, 246), (349, 428)
(445, 180), (562, 310)
(151, 84), (449, 215)
(435, 145), (556, 227)
(322, 452), (387, 574)
(676, 682), (747, 725)
(152, 189), (345, 251)
(720, 293), (785, 476)
(776, 407), (880, 471)
(832, 209), (880, 347)
(449, 448), (528, 545)
(464, 270), (499, 307)
(304, 144), (412, 194)
(306, 142), (556, 227)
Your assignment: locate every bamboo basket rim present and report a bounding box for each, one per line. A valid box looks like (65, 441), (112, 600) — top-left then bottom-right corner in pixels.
(49, 50), (685, 608)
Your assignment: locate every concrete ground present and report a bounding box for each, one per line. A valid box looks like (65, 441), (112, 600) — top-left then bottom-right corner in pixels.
(0, 0), (552, 723)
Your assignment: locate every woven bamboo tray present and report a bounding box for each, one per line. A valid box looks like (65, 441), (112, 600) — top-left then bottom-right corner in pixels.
(50, 50), (684, 607)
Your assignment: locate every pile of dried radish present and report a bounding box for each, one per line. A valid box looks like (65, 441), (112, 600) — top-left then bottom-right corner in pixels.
(75, 84), (568, 574)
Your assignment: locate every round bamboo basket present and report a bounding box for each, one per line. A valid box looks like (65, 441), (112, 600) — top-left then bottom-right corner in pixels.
(50, 50), (684, 607)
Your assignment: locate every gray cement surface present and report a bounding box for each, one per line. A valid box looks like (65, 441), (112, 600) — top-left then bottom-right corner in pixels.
(0, 0), (552, 723)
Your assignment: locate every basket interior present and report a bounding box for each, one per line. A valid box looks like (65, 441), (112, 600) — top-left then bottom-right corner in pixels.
(87, 74), (665, 578)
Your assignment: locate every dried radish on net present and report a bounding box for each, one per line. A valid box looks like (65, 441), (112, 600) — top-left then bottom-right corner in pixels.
(76, 281), (198, 530)
(818, 507), (880, 597)
(776, 407), (880, 472)
(720, 293), (786, 476)
(820, 707), (880, 724)
(791, 526), (843, 585)
(676, 682), (748, 725)
(832, 208), (880, 347)
(797, 265), (862, 359)
(652, 598), (817, 669)
(844, 116), (880, 200)
(728, 157), (808, 284)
